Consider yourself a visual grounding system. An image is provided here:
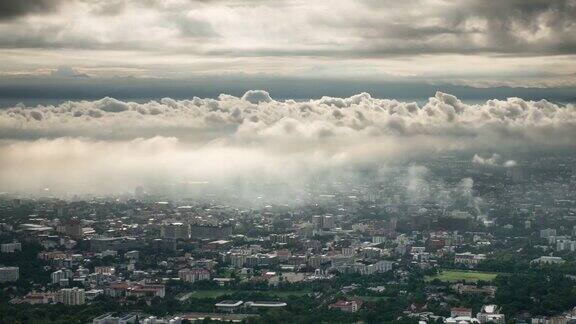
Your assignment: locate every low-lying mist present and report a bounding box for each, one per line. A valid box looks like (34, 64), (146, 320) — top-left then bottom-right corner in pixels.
(0, 90), (574, 202)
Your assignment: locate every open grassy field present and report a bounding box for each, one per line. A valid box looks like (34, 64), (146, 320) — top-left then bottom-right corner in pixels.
(425, 270), (499, 283)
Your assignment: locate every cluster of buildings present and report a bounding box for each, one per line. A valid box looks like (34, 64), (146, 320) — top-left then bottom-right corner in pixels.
(0, 154), (575, 322)
(443, 306), (505, 324)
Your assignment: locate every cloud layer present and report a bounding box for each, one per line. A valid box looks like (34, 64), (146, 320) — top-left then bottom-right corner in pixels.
(0, 0), (574, 87)
(0, 0), (63, 21)
(0, 91), (574, 197)
(1, 90), (574, 142)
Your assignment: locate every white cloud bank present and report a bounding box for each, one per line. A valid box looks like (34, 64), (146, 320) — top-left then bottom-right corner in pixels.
(2, 91), (575, 142)
(472, 153), (517, 168)
(0, 91), (574, 196)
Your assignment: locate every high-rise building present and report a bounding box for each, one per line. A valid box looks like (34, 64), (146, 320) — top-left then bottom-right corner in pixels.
(161, 223), (190, 240)
(389, 218), (398, 231)
(56, 287), (86, 305)
(322, 215), (335, 229)
(65, 217), (83, 239)
(0, 266), (19, 283)
(51, 269), (73, 284)
(312, 215), (336, 230)
(312, 215), (323, 229)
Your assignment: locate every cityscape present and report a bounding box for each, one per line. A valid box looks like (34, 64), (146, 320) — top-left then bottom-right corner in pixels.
(1, 150), (576, 323)
(1, 0), (576, 323)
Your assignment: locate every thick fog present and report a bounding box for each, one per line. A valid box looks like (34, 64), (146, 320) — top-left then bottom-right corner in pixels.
(0, 90), (574, 200)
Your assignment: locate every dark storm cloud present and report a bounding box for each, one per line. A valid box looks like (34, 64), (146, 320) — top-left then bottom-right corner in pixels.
(0, 0), (64, 20)
(185, 0), (576, 59)
(446, 0), (576, 54)
(338, 0), (576, 57)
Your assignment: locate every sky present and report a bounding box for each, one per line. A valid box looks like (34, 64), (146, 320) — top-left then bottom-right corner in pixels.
(0, 0), (575, 199)
(0, 0), (575, 102)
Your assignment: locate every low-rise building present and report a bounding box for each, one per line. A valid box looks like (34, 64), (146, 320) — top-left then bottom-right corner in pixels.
(178, 268), (211, 283)
(329, 299), (363, 313)
(454, 253), (486, 267)
(477, 305), (505, 324)
(245, 301), (287, 309)
(451, 307), (473, 318)
(92, 313), (139, 324)
(126, 284), (166, 299)
(0, 266), (19, 283)
(215, 300), (244, 313)
(1, 242), (22, 253)
(531, 256), (565, 265)
(15, 292), (55, 305)
(451, 283), (497, 298)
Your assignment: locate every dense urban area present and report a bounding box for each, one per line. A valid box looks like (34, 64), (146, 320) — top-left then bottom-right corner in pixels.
(1, 152), (576, 324)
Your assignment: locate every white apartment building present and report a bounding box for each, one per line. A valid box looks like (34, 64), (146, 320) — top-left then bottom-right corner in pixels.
(56, 287), (86, 305)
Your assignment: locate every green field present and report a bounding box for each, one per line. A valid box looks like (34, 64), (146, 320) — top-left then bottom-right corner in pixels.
(425, 270), (499, 283)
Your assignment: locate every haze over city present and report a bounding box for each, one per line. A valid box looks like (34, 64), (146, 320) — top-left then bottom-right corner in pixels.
(0, 1), (576, 323)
